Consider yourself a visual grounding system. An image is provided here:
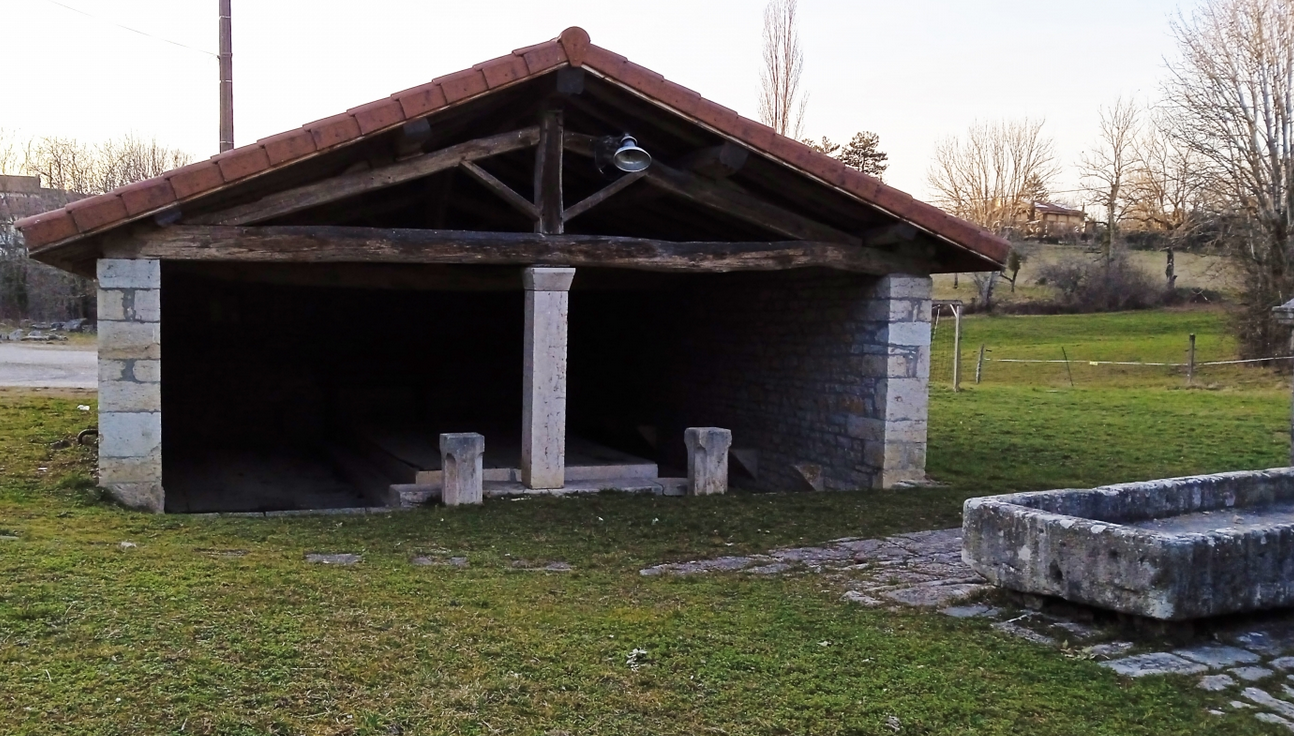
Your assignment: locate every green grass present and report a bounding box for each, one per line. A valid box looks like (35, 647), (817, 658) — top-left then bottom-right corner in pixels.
(1, 308), (1290, 735)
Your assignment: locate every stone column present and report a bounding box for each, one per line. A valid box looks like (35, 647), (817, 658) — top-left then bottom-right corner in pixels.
(867, 274), (932, 488)
(685, 427), (731, 496)
(440, 433), (484, 506)
(97, 258), (164, 513)
(521, 266), (575, 489)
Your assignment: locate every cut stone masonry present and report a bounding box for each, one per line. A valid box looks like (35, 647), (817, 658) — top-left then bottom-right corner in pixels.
(97, 258), (164, 512)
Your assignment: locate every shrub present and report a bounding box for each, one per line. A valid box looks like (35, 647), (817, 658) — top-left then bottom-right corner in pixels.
(1034, 254), (1163, 312)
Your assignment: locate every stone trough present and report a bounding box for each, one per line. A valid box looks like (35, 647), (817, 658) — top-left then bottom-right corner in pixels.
(962, 468), (1294, 620)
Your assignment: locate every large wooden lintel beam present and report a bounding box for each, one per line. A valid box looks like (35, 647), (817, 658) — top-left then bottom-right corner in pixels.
(113, 226), (923, 275)
(189, 127), (540, 226)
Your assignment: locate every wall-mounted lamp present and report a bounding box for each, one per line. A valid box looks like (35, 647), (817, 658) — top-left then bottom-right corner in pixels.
(595, 133), (652, 175)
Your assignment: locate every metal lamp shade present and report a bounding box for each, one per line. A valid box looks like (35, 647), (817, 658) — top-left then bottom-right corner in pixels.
(612, 136), (652, 172)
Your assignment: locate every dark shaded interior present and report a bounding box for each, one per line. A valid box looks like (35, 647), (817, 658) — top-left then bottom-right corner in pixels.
(159, 264), (732, 512)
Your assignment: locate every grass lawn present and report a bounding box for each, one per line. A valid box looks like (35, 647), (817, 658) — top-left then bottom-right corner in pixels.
(1, 306), (1290, 735)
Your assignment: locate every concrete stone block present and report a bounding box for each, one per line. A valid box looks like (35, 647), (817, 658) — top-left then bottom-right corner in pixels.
(99, 379), (161, 412)
(98, 289), (127, 321)
(440, 432), (484, 506)
(99, 411), (161, 458)
(100, 481), (164, 514)
(100, 454), (162, 484)
(879, 378), (928, 422)
(886, 321), (932, 347)
(131, 289), (161, 322)
(872, 274), (932, 300)
(685, 427), (731, 496)
(132, 359), (161, 383)
(97, 258), (160, 289)
(523, 266), (576, 292)
(98, 359), (127, 383)
(99, 321), (161, 360)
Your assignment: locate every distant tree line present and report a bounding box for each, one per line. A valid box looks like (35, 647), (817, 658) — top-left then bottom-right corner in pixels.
(0, 132), (191, 323)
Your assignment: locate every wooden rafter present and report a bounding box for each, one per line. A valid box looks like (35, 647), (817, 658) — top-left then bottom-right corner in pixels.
(460, 162), (538, 219)
(110, 226), (923, 275)
(562, 171), (645, 222)
(188, 127), (541, 226)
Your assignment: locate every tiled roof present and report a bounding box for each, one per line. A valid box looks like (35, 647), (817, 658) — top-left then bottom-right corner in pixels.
(16, 27), (1008, 266)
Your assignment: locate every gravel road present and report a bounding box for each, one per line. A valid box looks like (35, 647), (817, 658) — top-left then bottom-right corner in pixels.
(0, 343), (97, 388)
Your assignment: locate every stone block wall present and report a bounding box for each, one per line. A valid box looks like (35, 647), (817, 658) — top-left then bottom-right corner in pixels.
(672, 269), (931, 491)
(97, 258), (164, 512)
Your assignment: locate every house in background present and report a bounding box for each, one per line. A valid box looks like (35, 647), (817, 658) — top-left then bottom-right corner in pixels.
(1028, 201), (1086, 241)
(17, 28), (1007, 514)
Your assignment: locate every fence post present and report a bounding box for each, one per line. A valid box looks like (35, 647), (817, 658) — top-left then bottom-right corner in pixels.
(952, 304), (962, 392)
(976, 344), (986, 384)
(1187, 333), (1196, 386)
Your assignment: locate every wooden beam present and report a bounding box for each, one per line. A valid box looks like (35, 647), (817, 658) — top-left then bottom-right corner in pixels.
(460, 161), (539, 220)
(674, 142), (749, 179)
(643, 162), (860, 245)
(562, 171), (645, 222)
(188, 127), (540, 226)
(534, 110), (564, 234)
(118, 226), (923, 274)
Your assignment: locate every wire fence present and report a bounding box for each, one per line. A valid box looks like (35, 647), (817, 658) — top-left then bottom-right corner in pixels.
(928, 304), (1292, 389)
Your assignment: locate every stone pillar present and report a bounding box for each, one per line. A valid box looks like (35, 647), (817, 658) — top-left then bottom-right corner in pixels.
(97, 259), (164, 513)
(521, 266), (575, 489)
(685, 427), (732, 496)
(440, 433), (484, 506)
(868, 274), (932, 488)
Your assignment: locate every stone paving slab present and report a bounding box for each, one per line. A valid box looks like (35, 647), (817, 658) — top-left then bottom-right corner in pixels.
(1231, 666), (1275, 682)
(1199, 674), (1236, 691)
(1174, 645), (1263, 668)
(305, 553), (361, 565)
(1102, 653), (1209, 677)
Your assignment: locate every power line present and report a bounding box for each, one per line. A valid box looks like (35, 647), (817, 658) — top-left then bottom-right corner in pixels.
(43, 0), (217, 58)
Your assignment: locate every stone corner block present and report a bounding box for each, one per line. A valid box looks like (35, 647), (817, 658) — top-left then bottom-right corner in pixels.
(97, 259), (160, 289)
(523, 266), (576, 292)
(440, 432), (485, 506)
(99, 412), (162, 458)
(872, 274), (932, 300)
(102, 482), (164, 514)
(98, 321), (161, 360)
(685, 427), (732, 496)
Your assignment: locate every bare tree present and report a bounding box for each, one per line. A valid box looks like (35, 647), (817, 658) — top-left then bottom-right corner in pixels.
(1164, 0), (1294, 358)
(759, 0), (808, 138)
(0, 129), (22, 175)
(1126, 113), (1206, 237)
(23, 134), (190, 194)
(1079, 98), (1140, 262)
(926, 118), (1060, 235)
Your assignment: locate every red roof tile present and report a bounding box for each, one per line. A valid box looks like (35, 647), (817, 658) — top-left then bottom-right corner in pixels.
(15, 27), (1008, 267)
(118, 178), (176, 216)
(213, 145), (271, 182)
(258, 129), (318, 166)
(308, 113), (362, 150)
(349, 98), (406, 135)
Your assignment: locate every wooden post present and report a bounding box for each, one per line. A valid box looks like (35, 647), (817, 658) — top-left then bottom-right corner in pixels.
(952, 304), (962, 392)
(1187, 333), (1196, 386)
(534, 109), (564, 234)
(218, 0), (234, 152)
(976, 343), (986, 384)
(1061, 347), (1075, 387)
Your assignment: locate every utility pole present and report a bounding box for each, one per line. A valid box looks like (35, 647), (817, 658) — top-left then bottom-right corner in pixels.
(218, 0), (234, 152)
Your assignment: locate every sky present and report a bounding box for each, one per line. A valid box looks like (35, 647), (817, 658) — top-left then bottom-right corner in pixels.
(3, 0), (1200, 203)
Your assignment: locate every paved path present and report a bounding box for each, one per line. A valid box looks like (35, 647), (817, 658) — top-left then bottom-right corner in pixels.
(0, 343), (96, 388)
